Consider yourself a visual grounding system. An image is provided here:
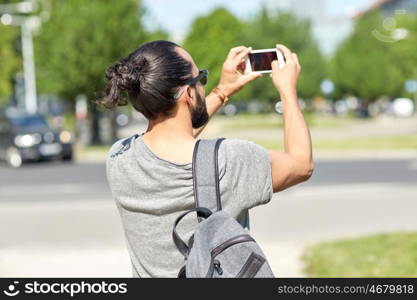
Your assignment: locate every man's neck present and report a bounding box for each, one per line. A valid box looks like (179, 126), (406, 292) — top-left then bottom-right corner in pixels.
(145, 117), (195, 143)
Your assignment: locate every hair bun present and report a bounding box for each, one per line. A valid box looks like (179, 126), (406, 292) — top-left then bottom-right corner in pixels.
(100, 62), (135, 108)
(97, 40), (191, 117)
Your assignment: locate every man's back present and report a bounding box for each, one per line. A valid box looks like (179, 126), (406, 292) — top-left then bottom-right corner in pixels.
(141, 133), (196, 165)
(101, 41), (312, 278)
(106, 133), (272, 277)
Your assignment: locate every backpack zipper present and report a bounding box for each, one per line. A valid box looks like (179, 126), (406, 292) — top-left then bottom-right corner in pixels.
(211, 234), (255, 257)
(236, 252), (266, 278)
(207, 234), (255, 277)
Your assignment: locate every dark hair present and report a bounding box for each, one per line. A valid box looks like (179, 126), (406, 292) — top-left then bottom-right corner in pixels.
(99, 40), (193, 119)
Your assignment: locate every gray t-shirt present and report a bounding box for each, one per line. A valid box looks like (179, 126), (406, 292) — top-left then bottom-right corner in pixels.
(106, 133), (273, 277)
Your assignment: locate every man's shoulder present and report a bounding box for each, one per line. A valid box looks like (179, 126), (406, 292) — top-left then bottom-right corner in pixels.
(107, 134), (139, 160)
(216, 138), (270, 170)
(220, 138), (268, 156)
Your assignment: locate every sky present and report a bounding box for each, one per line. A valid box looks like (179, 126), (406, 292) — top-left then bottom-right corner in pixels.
(142, 0), (376, 47)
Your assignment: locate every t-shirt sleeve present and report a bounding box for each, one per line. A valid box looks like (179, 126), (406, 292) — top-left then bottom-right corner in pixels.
(105, 138), (125, 194)
(223, 139), (273, 210)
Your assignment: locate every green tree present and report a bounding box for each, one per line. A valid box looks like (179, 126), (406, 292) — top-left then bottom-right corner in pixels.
(35, 0), (148, 100)
(183, 8), (244, 93)
(0, 25), (19, 104)
(330, 11), (403, 102)
(392, 13), (417, 99)
(34, 0), (159, 143)
(0, 0), (22, 104)
(243, 7), (326, 102)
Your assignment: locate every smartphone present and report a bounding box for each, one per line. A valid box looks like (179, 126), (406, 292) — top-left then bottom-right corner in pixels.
(245, 48), (286, 74)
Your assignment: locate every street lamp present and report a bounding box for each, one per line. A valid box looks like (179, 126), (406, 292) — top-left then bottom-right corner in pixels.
(0, 0), (43, 115)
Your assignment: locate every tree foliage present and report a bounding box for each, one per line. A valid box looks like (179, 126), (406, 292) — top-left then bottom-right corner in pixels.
(33, 0), (167, 144)
(330, 11), (405, 101)
(0, 0), (22, 104)
(34, 0), (151, 102)
(0, 25), (19, 103)
(243, 7), (326, 101)
(392, 13), (417, 98)
(183, 7), (325, 103)
(183, 8), (244, 93)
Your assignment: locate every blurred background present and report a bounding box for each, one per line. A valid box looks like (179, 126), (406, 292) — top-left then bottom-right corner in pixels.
(0, 0), (416, 277)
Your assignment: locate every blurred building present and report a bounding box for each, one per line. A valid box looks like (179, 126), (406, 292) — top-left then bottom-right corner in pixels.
(266, 0), (353, 56)
(270, 0), (417, 55)
(381, 0), (417, 13)
(357, 0), (417, 17)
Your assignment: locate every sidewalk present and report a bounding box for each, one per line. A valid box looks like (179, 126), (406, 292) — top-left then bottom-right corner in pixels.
(250, 182), (417, 277)
(2, 182), (416, 277)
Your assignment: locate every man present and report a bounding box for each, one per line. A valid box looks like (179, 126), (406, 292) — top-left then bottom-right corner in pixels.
(103, 40), (313, 277)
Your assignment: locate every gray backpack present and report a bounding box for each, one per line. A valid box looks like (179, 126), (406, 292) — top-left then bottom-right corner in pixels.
(172, 138), (275, 278)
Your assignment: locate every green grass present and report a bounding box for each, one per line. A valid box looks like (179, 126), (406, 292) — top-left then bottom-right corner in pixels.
(219, 113), (417, 150)
(77, 134), (417, 154)
(215, 113), (361, 131)
(219, 113), (284, 130)
(302, 232), (417, 277)
(253, 135), (417, 150)
(74, 114), (416, 153)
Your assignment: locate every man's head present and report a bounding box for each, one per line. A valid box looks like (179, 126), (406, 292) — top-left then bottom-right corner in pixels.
(102, 40), (209, 129)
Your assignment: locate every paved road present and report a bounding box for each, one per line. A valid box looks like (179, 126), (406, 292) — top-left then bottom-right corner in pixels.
(1, 159), (416, 277)
(1, 158), (416, 199)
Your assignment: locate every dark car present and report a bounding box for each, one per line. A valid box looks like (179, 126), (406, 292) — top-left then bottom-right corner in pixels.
(0, 112), (73, 168)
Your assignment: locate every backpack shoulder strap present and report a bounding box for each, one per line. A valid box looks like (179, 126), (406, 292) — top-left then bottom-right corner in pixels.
(192, 138), (226, 220)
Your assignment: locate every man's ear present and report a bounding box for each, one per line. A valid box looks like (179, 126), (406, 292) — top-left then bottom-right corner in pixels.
(185, 86), (194, 106)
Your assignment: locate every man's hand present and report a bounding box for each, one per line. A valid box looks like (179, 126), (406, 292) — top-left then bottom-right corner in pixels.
(271, 44), (301, 97)
(217, 46), (262, 97)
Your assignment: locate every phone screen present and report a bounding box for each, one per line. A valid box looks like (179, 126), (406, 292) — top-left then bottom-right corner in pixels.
(249, 51), (278, 72)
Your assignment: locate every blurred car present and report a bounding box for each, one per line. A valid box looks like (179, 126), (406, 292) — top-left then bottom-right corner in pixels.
(0, 112), (73, 168)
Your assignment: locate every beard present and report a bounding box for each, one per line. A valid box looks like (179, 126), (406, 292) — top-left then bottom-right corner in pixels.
(191, 89), (209, 129)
